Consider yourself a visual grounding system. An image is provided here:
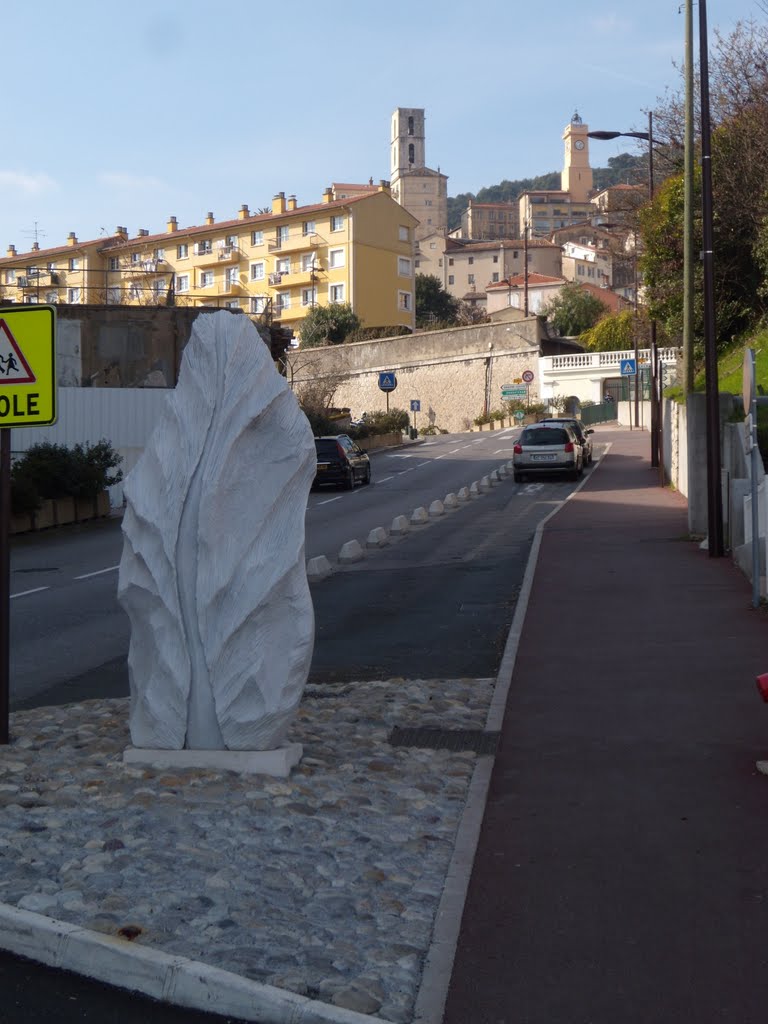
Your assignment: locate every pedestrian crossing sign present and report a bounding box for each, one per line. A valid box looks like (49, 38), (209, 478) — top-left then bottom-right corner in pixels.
(0, 306), (57, 426)
(620, 358), (637, 376)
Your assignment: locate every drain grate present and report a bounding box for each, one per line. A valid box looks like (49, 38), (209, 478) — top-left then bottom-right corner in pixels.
(389, 726), (500, 755)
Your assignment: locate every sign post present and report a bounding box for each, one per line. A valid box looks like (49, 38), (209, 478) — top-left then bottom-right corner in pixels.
(744, 348), (761, 609)
(378, 371), (397, 413)
(410, 399), (420, 437)
(0, 306), (57, 744)
(620, 358), (637, 430)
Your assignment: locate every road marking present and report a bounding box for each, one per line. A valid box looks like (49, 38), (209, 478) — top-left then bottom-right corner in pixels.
(417, 461), (431, 468)
(397, 467), (417, 474)
(74, 565), (119, 580)
(10, 586), (49, 600)
(377, 476), (394, 483)
(448, 448), (464, 453)
(386, 453), (415, 459)
(317, 496), (343, 505)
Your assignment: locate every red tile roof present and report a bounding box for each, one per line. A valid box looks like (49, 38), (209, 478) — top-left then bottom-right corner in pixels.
(487, 272), (566, 290)
(0, 234), (125, 264)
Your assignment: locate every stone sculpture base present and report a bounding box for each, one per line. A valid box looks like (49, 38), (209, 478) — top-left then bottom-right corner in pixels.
(123, 743), (303, 778)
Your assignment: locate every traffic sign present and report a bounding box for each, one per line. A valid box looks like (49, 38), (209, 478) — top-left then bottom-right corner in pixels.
(521, 369), (535, 384)
(501, 385), (527, 399)
(0, 306), (56, 426)
(620, 358), (637, 376)
(378, 371), (397, 392)
(410, 399), (421, 412)
(514, 410), (525, 422)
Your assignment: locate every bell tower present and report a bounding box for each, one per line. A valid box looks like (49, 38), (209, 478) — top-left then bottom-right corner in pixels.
(561, 111), (593, 202)
(390, 108), (426, 179)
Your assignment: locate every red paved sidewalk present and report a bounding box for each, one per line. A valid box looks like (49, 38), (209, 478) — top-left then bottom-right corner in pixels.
(444, 428), (768, 1024)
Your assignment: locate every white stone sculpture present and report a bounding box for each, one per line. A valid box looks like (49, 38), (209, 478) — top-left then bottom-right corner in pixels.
(118, 311), (316, 755)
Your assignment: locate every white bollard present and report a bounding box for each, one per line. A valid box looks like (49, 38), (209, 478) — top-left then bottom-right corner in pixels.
(428, 500), (445, 518)
(489, 471), (500, 485)
(366, 526), (389, 548)
(390, 515), (410, 536)
(444, 493), (459, 508)
(410, 506), (429, 525)
(469, 482), (482, 499)
(306, 555), (333, 580)
(479, 476), (492, 492)
(338, 539), (365, 564)
(497, 465), (508, 479)
(457, 487), (471, 502)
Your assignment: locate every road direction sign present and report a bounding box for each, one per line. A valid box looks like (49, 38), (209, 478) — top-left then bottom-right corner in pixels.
(378, 371), (397, 392)
(521, 369), (535, 384)
(501, 385), (527, 399)
(514, 410), (525, 422)
(620, 358), (637, 376)
(0, 306), (56, 427)
(410, 399), (421, 412)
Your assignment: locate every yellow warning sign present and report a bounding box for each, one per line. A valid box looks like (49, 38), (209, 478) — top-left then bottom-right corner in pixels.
(0, 306), (56, 426)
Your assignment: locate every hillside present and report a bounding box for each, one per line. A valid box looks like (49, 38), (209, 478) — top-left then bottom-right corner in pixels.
(446, 152), (647, 232)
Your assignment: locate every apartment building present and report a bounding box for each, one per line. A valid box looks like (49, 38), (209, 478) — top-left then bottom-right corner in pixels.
(457, 200), (520, 240)
(519, 114), (595, 238)
(486, 272), (568, 315)
(0, 187), (418, 338)
(440, 238), (562, 306)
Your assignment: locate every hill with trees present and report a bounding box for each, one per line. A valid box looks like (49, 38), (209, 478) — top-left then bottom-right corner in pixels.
(446, 152), (647, 232)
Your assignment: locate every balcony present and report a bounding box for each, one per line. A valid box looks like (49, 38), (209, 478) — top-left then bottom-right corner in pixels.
(269, 232), (325, 255)
(216, 245), (240, 262)
(219, 279), (243, 296)
(18, 271), (59, 288)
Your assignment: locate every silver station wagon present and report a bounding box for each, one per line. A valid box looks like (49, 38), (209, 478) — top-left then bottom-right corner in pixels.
(513, 424), (584, 483)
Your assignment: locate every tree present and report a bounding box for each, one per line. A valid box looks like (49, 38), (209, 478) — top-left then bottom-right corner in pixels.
(415, 274), (460, 327)
(298, 303), (361, 348)
(580, 310), (665, 352)
(541, 283), (609, 336)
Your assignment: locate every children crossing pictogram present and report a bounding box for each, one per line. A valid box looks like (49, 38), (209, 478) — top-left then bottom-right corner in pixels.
(0, 320), (36, 384)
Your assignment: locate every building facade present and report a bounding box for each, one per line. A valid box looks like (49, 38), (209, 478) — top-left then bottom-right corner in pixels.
(0, 187), (419, 339)
(519, 113), (595, 238)
(458, 201), (520, 240)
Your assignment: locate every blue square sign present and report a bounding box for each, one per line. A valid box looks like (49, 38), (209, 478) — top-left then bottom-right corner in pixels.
(620, 359), (637, 376)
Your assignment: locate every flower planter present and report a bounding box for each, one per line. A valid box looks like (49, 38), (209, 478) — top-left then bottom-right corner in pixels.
(54, 497), (76, 526)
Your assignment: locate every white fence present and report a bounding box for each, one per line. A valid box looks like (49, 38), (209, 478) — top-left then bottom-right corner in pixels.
(11, 388), (171, 508)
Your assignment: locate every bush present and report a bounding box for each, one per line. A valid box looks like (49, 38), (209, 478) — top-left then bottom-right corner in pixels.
(11, 439), (122, 514)
(346, 408), (409, 440)
(473, 412), (491, 425)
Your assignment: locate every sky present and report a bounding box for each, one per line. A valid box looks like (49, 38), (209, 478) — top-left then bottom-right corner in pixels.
(0, 0), (762, 254)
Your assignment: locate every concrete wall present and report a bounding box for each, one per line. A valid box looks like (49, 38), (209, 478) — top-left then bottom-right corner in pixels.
(287, 320), (545, 433)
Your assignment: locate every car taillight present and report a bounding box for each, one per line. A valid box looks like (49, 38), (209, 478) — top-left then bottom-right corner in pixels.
(564, 442), (574, 453)
(514, 444), (523, 454)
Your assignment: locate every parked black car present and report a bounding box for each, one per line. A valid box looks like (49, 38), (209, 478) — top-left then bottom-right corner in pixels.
(314, 434), (371, 490)
(538, 417), (595, 465)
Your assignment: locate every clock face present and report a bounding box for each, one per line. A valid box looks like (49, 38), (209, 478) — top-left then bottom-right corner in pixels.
(574, 139), (585, 151)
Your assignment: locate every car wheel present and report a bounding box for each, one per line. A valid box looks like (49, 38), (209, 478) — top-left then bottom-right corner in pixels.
(343, 467), (355, 490)
(363, 465), (371, 485)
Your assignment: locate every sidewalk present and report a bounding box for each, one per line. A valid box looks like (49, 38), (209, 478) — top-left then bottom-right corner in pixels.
(444, 428), (768, 1024)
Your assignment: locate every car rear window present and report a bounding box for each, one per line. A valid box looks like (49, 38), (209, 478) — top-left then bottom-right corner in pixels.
(522, 428), (569, 445)
(315, 440), (340, 456)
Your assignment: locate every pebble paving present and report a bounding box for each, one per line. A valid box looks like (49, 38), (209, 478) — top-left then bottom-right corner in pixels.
(0, 677), (494, 1022)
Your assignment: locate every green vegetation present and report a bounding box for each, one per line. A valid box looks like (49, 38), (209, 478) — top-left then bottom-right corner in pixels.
(12, 440), (123, 515)
(415, 274), (460, 327)
(541, 282), (608, 337)
(346, 409), (410, 440)
(298, 303), (361, 347)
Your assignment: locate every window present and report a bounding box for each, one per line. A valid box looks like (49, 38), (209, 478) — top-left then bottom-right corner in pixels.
(200, 271), (214, 288)
(429, 242), (436, 250)
(448, 258), (454, 266)
(330, 215), (344, 232)
(329, 283), (345, 303)
(128, 283), (141, 300)
(438, 259), (443, 267)
(587, 267), (595, 278)
(301, 253), (316, 273)
(398, 291), (412, 311)
(329, 248), (345, 269)
(493, 255), (499, 264)
(577, 265), (585, 276)
(408, 143), (415, 164)
(225, 301), (240, 310)
(67, 287), (81, 303)
(154, 248), (165, 260)
(251, 230), (264, 246)
(425, 200), (433, 207)
(468, 274), (475, 285)
(177, 274), (189, 292)
(301, 287), (317, 307)
(225, 235), (237, 248)
(398, 256), (412, 276)
(468, 257), (474, 265)
(5, 270), (15, 284)
(69, 257), (80, 271)
(130, 252), (141, 265)
(275, 291), (290, 311)
(25, 295), (39, 304)
(45, 291), (58, 304)
(107, 286), (121, 304)
(302, 220), (316, 236)
(277, 225), (289, 246)
(414, 260), (420, 268)
(250, 261), (265, 281)
(276, 257), (290, 275)
(448, 275), (455, 285)
(177, 243), (189, 259)
(108, 257), (119, 271)
(408, 115), (414, 135)
(154, 279), (167, 296)
(513, 250), (519, 259)
(194, 240), (212, 255)
(399, 226), (410, 242)
(226, 267), (239, 287)
(492, 273), (499, 283)
(251, 296), (267, 314)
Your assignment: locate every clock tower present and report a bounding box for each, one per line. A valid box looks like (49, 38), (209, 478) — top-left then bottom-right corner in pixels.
(561, 111), (592, 202)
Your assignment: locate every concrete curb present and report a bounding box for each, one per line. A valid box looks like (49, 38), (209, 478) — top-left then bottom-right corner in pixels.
(0, 903), (379, 1024)
(412, 443), (610, 1024)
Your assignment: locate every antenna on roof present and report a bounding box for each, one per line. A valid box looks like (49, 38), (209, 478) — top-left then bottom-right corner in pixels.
(21, 221), (47, 247)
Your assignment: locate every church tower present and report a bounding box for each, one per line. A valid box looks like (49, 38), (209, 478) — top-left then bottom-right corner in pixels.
(389, 107), (448, 242)
(561, 111), (593, 202)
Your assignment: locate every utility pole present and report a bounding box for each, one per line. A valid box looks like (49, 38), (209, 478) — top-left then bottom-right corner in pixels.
(683, 0), (695, 394)
(523, 221), (529, 316)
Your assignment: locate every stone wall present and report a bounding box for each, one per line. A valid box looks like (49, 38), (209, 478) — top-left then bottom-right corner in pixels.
(287, 320), (545, 434)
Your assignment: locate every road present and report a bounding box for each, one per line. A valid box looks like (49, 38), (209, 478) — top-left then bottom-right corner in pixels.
(9, 429), (592, 709)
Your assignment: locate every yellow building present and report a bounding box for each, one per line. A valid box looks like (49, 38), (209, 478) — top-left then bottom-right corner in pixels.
(519, 113), (595, 238)
(0, 185), (418, 338)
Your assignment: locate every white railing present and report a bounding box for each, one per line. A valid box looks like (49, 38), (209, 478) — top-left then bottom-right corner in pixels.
(545, 348), (681, 372)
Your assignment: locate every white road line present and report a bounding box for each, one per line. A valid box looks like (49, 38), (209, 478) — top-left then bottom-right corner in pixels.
(317, 496), (342, 505)
(10, 587), (49, 600)
(377, 476), (394, 483)
(74, 565), (120, 581)
(386, 453), (415, 459)
(397, 467), (417, 474)
(417, 461), (431, 468)
(448, 448), (464, 453)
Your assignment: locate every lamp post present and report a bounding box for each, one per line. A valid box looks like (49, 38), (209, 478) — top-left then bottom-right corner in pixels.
(588, 118), (658, 462)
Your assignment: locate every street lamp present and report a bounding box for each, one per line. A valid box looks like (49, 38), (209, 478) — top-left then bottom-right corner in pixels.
(588, 117), (658, 464)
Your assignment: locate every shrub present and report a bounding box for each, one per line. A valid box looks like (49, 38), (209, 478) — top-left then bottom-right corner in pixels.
(11, 439), (123, 514)
(473, 412), (491, 425)
(347, 408), (410, 440)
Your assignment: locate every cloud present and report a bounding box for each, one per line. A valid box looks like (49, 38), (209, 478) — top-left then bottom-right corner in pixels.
(99, 172), (167, 190)
(590, 14), (632, 35)
(0, 171), (57, 195)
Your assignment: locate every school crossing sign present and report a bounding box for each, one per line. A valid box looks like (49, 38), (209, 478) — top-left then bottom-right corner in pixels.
(0, 306), (56, 426)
